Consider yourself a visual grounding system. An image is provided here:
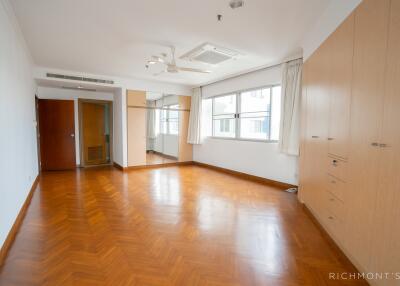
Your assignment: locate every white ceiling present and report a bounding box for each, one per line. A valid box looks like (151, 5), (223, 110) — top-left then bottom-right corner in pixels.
(11, 0), (331, 86)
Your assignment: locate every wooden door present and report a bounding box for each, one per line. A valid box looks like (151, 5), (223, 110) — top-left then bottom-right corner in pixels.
(38, 99), (76, 170)
(345, 0), (390, 271)
(327, 13), (355, 160)
(81, 101), (108, 166)
(301, 41), (330, 214)
(370, 0), (400, 279)
(127, 107), (146, 166)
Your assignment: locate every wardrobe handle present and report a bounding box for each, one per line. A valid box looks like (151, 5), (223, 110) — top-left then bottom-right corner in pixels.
(330, 198), (335, 202)
(332, 160), (338, 166)
(371, 142), (379, 147)
(328, 216), (334, 220)
(327, 137), (334, 141)
(311, 136), (319, 138)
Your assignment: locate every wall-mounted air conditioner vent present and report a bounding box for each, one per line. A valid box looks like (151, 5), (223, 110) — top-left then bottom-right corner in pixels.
(47, 73), (114, 84)
(62, 86), (97, 92)
(180, 43), (241, 65)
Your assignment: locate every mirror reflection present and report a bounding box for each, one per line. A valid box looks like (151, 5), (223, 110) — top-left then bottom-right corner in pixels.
(146, 93), (180, 165)
(126, 89), (192, 168)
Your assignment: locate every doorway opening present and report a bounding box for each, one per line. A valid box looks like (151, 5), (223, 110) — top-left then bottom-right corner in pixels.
(79, 99), (113, 167)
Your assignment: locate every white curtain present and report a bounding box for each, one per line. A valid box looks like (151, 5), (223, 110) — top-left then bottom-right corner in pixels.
(187, 87), (202, 144)
(278, 59), (303, 156)
(147, 108), (156, 139)
(146, 105), (156, 151)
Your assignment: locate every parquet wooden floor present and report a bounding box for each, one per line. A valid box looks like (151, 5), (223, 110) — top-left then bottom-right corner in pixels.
(0, 166), (367, 286)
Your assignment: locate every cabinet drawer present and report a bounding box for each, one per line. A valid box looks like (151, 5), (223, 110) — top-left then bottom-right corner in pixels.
(327, 157), (348, 182)
(326, 192), (345, 220)
(324, 211), (344, 239)
(326, 174), (345, 201)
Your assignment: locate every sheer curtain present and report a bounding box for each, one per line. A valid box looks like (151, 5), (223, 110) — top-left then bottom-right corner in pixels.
(146, 107), (156, 150)
(278, 59), (303, 156)
(187, 87), (202, 144)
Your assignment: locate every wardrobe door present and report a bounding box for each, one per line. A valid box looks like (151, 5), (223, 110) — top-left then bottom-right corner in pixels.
(298, 61), (310, 203)
(345, 0), (390, 271)
(127, 108), (146, 166)
(327, 13), (355, 160)
(302, 42), (330, 214)
(370, 0), (400, 281)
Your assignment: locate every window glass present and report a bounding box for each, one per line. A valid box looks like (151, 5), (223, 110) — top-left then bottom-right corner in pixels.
(213, 115), (236, 138)
(240, 88), (270, 113)
(209, 86), (281, 141)
(270, 86), (281, 141)
(239, 88), (271, 140)
(213, 94), (236, 115)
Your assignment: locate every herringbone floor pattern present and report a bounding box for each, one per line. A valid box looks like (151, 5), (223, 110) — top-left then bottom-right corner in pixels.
(0, 166), (367, 285)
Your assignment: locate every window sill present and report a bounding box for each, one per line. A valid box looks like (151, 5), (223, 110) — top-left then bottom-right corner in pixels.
(208, 136), (278, 143)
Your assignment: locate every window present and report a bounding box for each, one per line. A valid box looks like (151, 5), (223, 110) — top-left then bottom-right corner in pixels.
(212, 94), (236, 138)
(210, 86), (281, 141)
(159, 104), (179, 135)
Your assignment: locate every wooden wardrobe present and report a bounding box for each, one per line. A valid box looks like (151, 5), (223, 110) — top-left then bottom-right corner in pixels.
(299, 0), (400, 284)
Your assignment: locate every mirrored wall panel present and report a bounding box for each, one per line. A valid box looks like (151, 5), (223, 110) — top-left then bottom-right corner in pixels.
(127, 90), (192, 167)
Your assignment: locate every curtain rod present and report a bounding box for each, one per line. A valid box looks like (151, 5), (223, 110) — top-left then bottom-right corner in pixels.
(199, 57), (303, 89)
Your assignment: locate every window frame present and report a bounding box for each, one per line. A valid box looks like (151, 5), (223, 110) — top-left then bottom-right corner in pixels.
(210, 84), (280, 143)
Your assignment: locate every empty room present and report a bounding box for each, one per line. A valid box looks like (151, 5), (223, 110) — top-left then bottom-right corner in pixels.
(1, 0), (399, 285)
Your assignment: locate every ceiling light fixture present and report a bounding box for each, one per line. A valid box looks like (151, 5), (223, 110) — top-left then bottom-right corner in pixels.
(229, 0), (244, 9)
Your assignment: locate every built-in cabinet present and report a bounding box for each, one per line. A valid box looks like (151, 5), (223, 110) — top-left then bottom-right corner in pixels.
(300, 0), (400, 284)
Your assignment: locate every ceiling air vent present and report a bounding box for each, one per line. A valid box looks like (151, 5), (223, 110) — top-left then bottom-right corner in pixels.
(46, 73), (114, 84)
(180, 43), (240, 65)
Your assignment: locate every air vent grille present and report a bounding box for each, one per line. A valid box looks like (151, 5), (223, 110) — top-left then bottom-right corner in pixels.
(47, 73), (114, 84)
(193, 51), (231, 65)
(87, 146), (103, 162)
(62, 86), (97, 92)
(180, 43), (240, 65)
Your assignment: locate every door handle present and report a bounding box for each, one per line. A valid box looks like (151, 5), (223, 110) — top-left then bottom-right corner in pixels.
(70, 134), (75, 138)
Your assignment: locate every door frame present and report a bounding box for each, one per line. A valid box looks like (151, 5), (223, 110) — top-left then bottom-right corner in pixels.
(78, 99), (113, 167)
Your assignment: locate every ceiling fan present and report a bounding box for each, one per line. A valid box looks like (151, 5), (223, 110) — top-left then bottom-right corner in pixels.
(146, 46), (211, 76)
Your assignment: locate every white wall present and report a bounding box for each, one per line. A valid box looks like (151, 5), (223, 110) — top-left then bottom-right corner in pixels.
(0, 0), (38, 247)
(36, 86), (114, 165)
(194, 65), (299, 185)
(302, 0), (361, 60)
